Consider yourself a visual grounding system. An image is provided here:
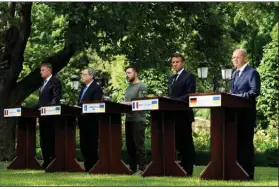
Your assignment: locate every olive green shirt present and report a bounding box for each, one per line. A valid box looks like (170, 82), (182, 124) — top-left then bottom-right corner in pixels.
(125, 81), (147, 122)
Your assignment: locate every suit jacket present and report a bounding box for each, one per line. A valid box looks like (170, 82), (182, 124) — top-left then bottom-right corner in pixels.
(78, 81), (103, 104)
(230, 65), (261, 123)
(230, 65), (261, 100)
(38, 76), (62, 106)
(168, 69), (196, 121)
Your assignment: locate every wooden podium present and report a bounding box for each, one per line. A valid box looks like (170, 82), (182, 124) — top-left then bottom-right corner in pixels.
(189, 92), (252, 180)
(3, 107), (43, 169)
(81, 101), (132, 175)
(132, 97), (189, 177)
(40, 104), (83, 172)
(2, 107), (42, 170)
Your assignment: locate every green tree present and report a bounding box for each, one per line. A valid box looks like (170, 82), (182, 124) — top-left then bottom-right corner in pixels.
(256, 24), (279, 129)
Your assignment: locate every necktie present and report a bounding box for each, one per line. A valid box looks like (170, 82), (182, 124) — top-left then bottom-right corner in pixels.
(80, 86), (88, 102)
(172, 74), (179, 84)
(40, 80), (47, 93)
(233, 70), (240, 86)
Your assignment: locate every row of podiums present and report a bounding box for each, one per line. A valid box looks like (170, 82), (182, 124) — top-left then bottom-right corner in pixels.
(1, 93), (252, 180)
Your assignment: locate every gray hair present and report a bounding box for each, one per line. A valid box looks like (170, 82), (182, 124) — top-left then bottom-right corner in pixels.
(85, 68), (96, 79)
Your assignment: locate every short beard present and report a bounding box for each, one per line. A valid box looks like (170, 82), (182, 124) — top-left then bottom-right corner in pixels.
(128, 77), (135, 83)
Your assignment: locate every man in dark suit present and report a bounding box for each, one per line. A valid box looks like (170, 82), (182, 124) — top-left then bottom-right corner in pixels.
(38, 63), (62, 168)
(77, 68), (103, 171)
(230, 49), (261, 179)
(168, 52), (196, 176)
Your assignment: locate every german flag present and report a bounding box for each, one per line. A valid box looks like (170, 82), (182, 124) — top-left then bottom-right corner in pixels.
(190, 98), (197, 106)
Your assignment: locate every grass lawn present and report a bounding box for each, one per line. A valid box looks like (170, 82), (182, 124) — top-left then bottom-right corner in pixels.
(0, 161), (277, 186)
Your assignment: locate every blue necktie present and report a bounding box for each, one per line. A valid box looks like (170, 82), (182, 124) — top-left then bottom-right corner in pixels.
(80, 86), (88, 102)
(40, 80), (48, 93)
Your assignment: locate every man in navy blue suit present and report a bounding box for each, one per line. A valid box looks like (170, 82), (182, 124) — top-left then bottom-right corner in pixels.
(168, 52), (196, 176)
(230, 49), (261, 179)
(38, 63), (62, 168)
(77, 68), (103, 171)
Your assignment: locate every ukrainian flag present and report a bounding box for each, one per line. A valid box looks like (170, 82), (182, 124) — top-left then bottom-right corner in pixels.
(213, 96), (221, 105)
(16, 108), (21, 115)
(151, 100), (158, 109)
(99, 104), (105, 112)
(55, 106), (61, 113)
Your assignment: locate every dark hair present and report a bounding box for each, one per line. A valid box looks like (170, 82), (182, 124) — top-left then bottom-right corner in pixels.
(40, 63), (52, 70)
(171, 52), (185, 62)
(125, 65), (139, 73)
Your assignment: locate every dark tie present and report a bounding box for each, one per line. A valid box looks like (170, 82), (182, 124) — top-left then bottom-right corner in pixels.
(172, 74), (179, 84)
(234, 70), (240, 80)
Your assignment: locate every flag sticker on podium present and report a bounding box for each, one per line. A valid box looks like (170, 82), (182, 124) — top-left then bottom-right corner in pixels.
(16, 108), (21, 115)
(132, 101), (139, 110)
(213, 96), (221, 105)
(55, 106), (61, 113)
(41, 108), (46, 114)
(151, 100), (158, 109)
(99, 104), (105, 112)
(190, 98), (197, 106)
(4, 109), (8, 116)
(83, 105), (87, 111)
(4, 108), (22, 117)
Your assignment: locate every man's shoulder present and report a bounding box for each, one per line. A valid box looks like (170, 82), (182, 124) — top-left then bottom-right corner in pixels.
(49, 76), (61, 84)
(181, 69), (195, 79)
(138, 81), (147, 88)
(245, 65), (259, 75)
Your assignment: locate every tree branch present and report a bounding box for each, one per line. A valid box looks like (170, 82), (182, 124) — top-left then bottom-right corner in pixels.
(11, 44), (75, 104)
(7, 2), (16, 27)
(10, 3), (32, 80)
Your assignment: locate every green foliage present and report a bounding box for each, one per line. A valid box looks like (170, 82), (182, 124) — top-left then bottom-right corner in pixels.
(193, 129), (210, 151)
(194, 109), (210, 120)
(254, 126), (278, 153)
(256, 23), (279, 129)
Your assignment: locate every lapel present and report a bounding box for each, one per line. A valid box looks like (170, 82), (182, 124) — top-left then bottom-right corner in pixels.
(79, 81), (95, 102)
(40, 76), (53, 95)
(175, 69), (186, 83)
(233, 65), (250, 92)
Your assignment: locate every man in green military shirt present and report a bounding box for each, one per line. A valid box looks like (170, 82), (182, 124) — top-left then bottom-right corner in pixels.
(123, 65), (147, 174)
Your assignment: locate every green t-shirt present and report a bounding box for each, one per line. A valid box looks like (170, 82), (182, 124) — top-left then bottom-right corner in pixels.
(125, 81), (147, 122)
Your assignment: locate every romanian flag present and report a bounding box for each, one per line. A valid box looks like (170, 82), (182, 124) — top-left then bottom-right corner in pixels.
(213, 96), (221, 105)
(190, 98), (197, 106)
(99, 104), (105, 112)
(151, 100), (158, 109)
(132, 102), (139, 110)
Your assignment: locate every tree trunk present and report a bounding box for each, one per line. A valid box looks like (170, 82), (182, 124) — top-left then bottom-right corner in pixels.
(0, 118), (16, 160)
(0, 2), (90, 160)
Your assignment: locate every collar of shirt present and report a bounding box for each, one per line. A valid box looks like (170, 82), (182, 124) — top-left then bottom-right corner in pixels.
(44, 75), (52, 84)
(86, 80), (94, 88)
(175, 68), (184, 80)
(237, 63), (248, 76)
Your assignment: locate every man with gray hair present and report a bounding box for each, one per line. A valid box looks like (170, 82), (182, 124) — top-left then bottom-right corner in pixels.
(230, 49), (261, 179)
(77, 68), (103, 171)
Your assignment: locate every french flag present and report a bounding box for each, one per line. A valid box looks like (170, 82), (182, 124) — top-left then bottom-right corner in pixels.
(132, 102), (139, 109)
